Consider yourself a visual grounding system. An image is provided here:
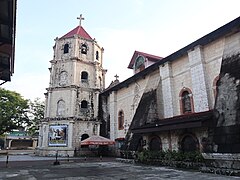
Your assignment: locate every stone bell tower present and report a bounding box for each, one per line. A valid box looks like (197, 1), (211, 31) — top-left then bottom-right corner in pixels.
(37, 15), (106, 156)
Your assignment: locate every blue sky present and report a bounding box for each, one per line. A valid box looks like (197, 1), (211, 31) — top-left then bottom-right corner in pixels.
(2, 0), (240, 100)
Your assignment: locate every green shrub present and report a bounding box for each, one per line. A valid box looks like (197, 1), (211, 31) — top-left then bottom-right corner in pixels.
(137, 150), (204, 163)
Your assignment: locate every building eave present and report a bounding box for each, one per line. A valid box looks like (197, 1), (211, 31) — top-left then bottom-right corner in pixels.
(131, 110), (214, 134)
(0, 0), (17, 82)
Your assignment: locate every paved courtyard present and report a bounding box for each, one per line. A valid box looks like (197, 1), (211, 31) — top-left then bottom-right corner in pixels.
(0, 155), (240, 180)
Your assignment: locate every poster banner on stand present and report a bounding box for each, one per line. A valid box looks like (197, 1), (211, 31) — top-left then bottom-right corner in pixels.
(48, 124), (68, 146)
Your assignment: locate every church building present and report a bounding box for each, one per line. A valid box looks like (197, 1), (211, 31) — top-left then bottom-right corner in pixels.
(100, 15), (240, 163)
(37, 15), (106, 156)
(37, 14), (240, 165)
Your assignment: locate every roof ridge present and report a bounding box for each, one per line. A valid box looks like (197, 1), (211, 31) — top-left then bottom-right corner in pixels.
(135, 50), (163, 59)
(60, 26), (92, 40)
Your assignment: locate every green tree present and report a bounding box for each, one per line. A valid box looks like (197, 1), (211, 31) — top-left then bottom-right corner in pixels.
(27, 98), (45, 136)
(0, 88), (30, 135)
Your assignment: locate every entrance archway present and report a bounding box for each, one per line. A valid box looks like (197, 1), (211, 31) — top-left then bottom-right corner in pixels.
(149, 136), (162, 151)
(80, 134), (89, 149)
(181, 134), (199, 152)
(81, 134), (89, 141)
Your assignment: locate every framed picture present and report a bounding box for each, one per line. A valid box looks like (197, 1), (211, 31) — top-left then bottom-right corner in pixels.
(48, 124), (68, 146)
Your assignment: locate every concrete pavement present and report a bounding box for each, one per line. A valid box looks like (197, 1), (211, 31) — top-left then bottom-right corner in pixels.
(0, 154), (240, 179)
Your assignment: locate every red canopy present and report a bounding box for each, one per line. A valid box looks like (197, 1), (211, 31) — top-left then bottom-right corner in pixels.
(81, 135), (115, 145)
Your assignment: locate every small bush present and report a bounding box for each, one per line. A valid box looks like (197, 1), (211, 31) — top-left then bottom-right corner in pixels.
(137, 150), (204, 163)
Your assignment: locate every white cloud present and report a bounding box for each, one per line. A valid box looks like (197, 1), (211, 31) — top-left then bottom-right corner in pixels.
(100, 28), (149, 86)
(2, 73), (49, 101)
(100, 26), (189, 87)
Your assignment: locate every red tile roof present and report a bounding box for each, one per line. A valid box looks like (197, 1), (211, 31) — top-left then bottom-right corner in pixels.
(128, 50), (163, 69)
(60, 26), (93, 40)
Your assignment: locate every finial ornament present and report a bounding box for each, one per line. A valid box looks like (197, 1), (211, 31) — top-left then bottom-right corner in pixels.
(77, 14), (85, 27)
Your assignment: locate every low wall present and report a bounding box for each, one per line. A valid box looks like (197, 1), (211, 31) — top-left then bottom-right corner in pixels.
(134, 152), (240, 176)
(35, 148), (74, 157)
(201, 153), (240, 175)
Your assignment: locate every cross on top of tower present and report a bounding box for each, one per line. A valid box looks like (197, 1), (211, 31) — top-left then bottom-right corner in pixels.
(114, 74), (119, 80)
(77, 14), (85, 27)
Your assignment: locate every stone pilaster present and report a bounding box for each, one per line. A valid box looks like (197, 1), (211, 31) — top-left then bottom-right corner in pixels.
(41, 122), (49, 148)
(46, 91), (52, 117)
(74, 37), (78, 58)
(70, 89), (76, 116)
(72, 59), (77, 85)
(68, 121), (74, 148)
(188, 46), (209, 112)
(159, 62), (175, 118)
(38, 125), (43, 148)
(109, 91), (117, 140)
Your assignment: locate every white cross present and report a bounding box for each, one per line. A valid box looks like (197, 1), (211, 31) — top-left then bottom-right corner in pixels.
(77, 14), (85, 27)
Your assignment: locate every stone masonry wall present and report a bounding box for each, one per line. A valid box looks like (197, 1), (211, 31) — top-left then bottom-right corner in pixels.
(213, 53), (240, 153)
(212, 31), (240, 153)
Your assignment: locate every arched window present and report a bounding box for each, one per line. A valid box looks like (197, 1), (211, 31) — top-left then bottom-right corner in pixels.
(118, 110), (124, 130)
(149, 136), (162, 151)
(81, 71), (88, 83)
(81, 100), (88, 109)
(182, 91), (192, 113)
(96, 51), (99, 60)
(181, 134), (199, 152)
(179, 88), (194, 114)
(81, 134), (89, 141)
(81, 44), (87, 54)
(57, 100), (65, 116)
(63, 44), (69, 54)
(81, 71), (88, 80)
(135, 56), (145, 71)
